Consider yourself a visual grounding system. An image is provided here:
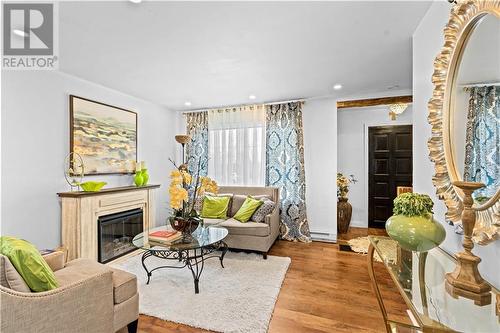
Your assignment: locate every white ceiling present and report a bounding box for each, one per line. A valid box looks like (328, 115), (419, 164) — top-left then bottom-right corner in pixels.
(59, 1), (432, 110)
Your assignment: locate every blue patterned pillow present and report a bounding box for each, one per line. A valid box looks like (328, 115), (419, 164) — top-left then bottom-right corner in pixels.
(251, 198), (276, 223)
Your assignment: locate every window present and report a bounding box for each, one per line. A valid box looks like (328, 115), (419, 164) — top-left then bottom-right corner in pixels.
(208, 106), (266, 186)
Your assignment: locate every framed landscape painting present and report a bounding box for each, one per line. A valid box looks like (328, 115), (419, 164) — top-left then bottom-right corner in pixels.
(70, 95), (137, 175)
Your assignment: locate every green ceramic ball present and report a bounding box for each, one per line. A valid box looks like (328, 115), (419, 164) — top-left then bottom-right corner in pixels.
(385, 214), (446, 252)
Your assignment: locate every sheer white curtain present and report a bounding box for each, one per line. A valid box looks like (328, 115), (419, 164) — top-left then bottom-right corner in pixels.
(208, 105), (266, 186)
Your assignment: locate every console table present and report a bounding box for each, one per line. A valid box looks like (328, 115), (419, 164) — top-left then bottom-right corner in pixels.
(57, 184), (160, 261)
(367, 236), (499, 332)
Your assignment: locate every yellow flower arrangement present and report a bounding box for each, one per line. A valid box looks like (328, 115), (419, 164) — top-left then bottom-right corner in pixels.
(168, 159), (218, 217)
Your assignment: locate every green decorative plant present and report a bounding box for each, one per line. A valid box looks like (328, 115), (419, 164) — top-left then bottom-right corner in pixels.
(393, 193), (434, 217)
(386, 192), (445, 252)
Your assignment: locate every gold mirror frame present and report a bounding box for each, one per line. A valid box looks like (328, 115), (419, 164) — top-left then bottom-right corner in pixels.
(428, 0), (500, 245)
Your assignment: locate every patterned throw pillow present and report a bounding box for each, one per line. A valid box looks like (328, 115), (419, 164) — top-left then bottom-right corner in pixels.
(251, 198), (276, 223)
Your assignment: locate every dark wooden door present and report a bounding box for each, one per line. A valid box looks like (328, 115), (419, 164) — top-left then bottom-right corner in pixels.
(368, 125), (412, 228)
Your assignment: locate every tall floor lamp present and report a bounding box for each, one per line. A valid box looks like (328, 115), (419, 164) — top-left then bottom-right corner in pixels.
(175, 134), (191, 165)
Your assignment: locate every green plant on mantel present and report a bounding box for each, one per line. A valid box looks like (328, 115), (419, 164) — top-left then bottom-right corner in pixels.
(393, 193), (434, 217)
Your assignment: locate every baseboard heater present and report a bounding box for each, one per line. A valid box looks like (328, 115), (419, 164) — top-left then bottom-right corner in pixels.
(310, 232), (337, 243)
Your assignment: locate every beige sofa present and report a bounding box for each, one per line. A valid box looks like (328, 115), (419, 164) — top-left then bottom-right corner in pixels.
(203, 186), (280, 259)
(0, 251), (139, 333)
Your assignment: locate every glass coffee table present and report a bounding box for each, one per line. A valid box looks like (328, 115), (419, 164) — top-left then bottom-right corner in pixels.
(132, 226), (228, 294)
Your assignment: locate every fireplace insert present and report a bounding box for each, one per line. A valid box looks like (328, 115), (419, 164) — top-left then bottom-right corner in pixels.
(97, 208), (143, 263)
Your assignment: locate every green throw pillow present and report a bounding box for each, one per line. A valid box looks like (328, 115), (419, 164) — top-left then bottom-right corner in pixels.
(0, 236), (58, 292)
(201, 195), (231, 219)
(234, 196), (264, 222)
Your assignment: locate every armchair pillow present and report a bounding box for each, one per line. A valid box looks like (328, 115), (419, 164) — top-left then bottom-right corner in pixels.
(234, 196), (264, 222)
(0, 254), (31, 292)
(201, 195), (231, 219)
(0, 236), (58, 292)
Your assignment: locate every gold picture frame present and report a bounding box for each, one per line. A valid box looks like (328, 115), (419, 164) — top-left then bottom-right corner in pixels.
(427, 0), (500, 245)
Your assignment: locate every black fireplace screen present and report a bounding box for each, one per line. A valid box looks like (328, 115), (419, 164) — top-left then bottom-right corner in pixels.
(98, 208), (143, 263)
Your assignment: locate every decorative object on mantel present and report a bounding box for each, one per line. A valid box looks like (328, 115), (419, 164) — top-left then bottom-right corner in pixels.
(336, 173), (357, 234)
(79, 181), (107, 192)
(388, 103), (408, 121)
(134, 161), (149, 187)
(168, 158), (218, 242)
(385, 193), (445, 252)
(445, 181), (491, 306)
(175, 134), (191, 164)
(70, 95), (137, 175)
(64, 152), (84, 191)
(140, 161), (149, 185)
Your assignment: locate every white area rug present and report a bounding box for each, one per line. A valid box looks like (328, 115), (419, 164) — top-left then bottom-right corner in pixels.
(112, 251), (291, 333)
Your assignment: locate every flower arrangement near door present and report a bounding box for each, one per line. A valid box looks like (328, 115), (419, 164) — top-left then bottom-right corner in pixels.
(337, 173), (357, 234)
(168, 159), (218, 242)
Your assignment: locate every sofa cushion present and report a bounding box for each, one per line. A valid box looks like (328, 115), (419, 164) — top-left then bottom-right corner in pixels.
(230, 195), (247, 217)
(251, 198), (277, 223)
(196, 193), (233, 214)
(201, 195), (231, 219)
(0, 236), (58, 292)
(230, 194), (272, 217)
(57, 258), (137, 305)
(202, 218), (226, 227)
(110, 268), (137, 305)
(219, 218), (270, 237)
(0, 254), (31, 292)
(234, 197), (264, 222)
(56, 258), (112, 288)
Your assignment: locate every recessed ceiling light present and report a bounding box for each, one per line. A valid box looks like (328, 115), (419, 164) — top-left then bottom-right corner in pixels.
(184, 101), (192, 107)
(13, 29), (28, 37)
(249, 95), (256, 100)
(333, 84), (343, 90)
(129, 0), (142, 3)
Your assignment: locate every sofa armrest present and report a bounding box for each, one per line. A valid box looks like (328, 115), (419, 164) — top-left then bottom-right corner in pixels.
(0, 266), (114, 333)
(42, 251), (65, 272)
(265, 205), (281, 241)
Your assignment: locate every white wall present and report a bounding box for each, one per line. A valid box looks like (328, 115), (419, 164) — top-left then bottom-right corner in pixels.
(413, 1), (500, 287)
(1, 70), (178, 250)
(337, 105), (413, 228)
(303, 98), (337, 241)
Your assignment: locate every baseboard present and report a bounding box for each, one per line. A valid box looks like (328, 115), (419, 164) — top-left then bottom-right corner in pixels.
(349, 220), (368, 228)
(310, 232), (337, 243)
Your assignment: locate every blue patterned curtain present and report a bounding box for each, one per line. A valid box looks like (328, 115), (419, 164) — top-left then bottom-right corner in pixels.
(265, 102), (311, 242)
(186, 112), (208, 177)
(463, 86), (499, 198)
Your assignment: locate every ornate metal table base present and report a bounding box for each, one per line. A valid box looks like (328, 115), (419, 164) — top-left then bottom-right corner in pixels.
(140, 240), (228, 294)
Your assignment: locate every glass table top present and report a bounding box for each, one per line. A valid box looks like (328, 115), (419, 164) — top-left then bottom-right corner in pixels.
(369, 236), (499, 333)
(133, 225), (228, 252)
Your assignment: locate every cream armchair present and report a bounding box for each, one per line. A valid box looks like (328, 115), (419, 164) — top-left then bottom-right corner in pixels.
(0, 252), (139, 333)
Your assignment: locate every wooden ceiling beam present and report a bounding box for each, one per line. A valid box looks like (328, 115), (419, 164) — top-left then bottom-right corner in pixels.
(336, 95), (413, 109)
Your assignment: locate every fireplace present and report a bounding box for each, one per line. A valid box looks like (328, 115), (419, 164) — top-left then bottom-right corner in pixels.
(97, 208), (143, 263)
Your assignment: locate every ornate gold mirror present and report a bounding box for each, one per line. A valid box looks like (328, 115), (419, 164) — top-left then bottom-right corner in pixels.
(428, 0), (500, 245)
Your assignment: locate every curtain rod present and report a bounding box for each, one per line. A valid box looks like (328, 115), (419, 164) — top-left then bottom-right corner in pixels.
(460, 81), (500, 88)
(181, 97), (307, 115)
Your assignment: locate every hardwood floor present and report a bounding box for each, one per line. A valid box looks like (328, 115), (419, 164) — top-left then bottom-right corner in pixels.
(137, 239), (410, 333)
